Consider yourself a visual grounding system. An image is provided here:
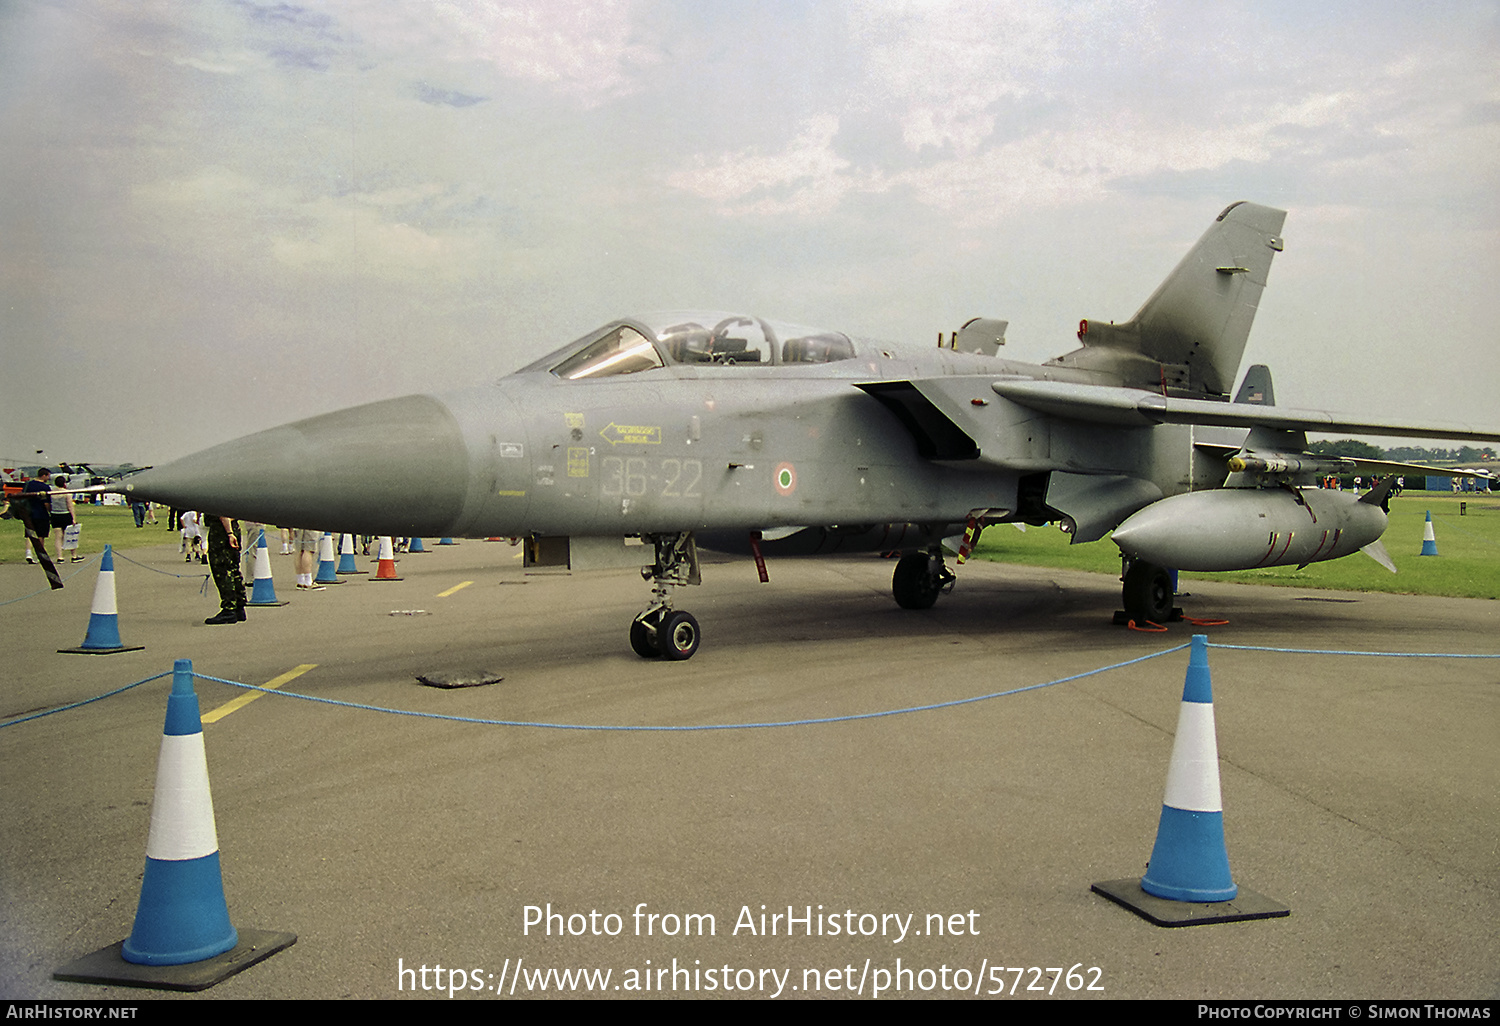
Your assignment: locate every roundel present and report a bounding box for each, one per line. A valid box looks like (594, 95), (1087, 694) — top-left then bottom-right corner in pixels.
(774, 462), (797, 496)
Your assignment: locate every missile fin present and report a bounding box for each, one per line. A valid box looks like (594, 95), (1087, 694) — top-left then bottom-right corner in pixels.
(1360, 539), (1397, 574)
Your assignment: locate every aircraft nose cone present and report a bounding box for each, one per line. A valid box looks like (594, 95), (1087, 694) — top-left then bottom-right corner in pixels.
(121, 394), (470, 536)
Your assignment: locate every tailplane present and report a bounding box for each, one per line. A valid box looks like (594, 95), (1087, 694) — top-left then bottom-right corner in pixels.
(1048, 202), (1286, 399)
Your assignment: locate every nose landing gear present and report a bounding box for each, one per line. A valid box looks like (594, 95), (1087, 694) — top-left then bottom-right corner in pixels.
(630, 532), (702, 660)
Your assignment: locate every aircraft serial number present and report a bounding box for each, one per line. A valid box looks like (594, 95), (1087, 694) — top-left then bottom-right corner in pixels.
(600, 457), (703, 499)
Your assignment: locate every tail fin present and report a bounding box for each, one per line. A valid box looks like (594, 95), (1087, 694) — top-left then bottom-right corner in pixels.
(1050, 202), (1286, 399)
(1234, 364), (1275, 405)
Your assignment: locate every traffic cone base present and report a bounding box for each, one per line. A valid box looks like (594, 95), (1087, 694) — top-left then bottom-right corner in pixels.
(1091, 878), (1289, 927)
(54, 929), (298, 992)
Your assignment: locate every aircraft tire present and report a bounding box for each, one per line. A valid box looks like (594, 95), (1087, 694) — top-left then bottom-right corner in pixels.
(892, 553), (941, 610)
(1122, 560), (1173, 622)
(660, 610), (700, 661)
(630, 615), (661, 659)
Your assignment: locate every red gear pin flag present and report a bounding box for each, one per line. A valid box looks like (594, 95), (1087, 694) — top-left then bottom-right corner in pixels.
(956, 515), (981, 564)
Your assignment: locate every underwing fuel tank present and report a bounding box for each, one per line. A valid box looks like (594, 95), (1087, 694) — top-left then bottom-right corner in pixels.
(1110, 487), (1388, 572)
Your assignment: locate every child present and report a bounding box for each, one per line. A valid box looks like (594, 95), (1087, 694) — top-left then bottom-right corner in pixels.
(181, 510), (203, 562)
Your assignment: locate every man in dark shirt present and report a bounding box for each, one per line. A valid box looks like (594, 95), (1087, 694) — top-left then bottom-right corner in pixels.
(21, 469), (51, 563)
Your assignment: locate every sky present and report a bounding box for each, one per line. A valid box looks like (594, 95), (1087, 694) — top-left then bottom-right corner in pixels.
(2, 0), (1497, 465)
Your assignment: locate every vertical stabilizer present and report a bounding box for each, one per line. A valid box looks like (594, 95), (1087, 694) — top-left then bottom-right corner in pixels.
(1051, 202), (1286, 399)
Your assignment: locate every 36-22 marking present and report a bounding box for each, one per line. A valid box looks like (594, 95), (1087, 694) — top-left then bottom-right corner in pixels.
(600, 457), (702, 499)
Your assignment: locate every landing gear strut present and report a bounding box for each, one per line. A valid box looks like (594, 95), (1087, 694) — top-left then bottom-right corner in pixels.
(892, 549), (955, 610)
(631, 533), (702, 660)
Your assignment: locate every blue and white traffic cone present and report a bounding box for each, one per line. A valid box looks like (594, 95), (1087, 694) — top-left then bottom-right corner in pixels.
(408, 537), (426, 553)
(1420, 510), (1439, 556)
(336, 533), (365, 575)
(1139, 635), (1237, 902)
(314, 533), (343, 585)
(438, 537), (456, 546)
(246, 530), (285, 605)
(59, 545), (143, 654)
(121, 660), (238, 965)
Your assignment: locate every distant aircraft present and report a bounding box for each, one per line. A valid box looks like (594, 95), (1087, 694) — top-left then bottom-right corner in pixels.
(115, 202), (1500, 658)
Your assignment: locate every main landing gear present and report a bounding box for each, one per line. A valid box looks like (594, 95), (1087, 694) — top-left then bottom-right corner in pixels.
(630, 532), (702, 660)
(891, 548), (956, 610)
(1120, 558), (1175, 623)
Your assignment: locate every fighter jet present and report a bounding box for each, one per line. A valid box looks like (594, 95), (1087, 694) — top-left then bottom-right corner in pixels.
(115, 202), (1500, 659)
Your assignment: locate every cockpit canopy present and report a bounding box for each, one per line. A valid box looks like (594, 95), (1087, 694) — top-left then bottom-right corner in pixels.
(536, 312), (858, 380)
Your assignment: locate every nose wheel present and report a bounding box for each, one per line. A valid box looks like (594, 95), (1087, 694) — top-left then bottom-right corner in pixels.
(630, 533), (703, 660)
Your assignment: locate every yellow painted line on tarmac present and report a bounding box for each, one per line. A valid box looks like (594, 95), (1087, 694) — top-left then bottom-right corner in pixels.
(437, 580), (474, 598)
(202, 664), (318, 724)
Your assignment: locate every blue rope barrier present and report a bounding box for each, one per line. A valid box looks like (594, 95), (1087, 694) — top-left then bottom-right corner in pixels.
(1206, 643), (1500, 658)
(0, 554), (98, 606)
(0, 671), (172, 728)
(194, 645), (1191, 732)
(4, 643), (1495, 733)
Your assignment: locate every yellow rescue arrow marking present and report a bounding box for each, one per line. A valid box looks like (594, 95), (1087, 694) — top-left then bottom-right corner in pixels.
(598, 423), (661, 445)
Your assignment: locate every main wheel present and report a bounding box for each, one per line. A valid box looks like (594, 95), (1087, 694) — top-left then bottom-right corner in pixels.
(659, 610), (701, 661)
(892, 552), (942, 609)
(1122, 560), (1173, 622)
(629, 614), (661, 658)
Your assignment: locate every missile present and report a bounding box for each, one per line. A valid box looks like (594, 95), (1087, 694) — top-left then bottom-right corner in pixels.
(1111, 486), (1389, 572)
(1225, 454), (1344, 475)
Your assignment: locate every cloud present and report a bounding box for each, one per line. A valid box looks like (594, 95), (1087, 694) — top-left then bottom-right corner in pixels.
(342, 0), (663, 108)
(414, 82), (487, 108)
(849, 0), (1081, 155)
(132, 167), (482, 278)
(664, 115), (876, 217)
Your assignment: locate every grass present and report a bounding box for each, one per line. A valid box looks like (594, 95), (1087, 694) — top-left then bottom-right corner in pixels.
(0, 503), (185, 565)
(973, 493), (1500, 600)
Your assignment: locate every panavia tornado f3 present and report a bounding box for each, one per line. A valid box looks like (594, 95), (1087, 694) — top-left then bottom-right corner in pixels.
(116, 202), (1500, 659)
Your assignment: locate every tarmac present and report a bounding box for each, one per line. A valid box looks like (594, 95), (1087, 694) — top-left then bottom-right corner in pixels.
(1, 537), (1496, 1001)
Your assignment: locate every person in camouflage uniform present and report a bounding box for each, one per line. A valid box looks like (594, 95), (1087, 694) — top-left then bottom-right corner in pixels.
(205, 514), (245, 624)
